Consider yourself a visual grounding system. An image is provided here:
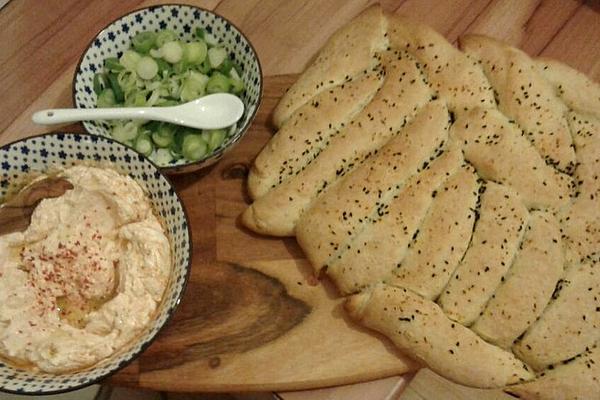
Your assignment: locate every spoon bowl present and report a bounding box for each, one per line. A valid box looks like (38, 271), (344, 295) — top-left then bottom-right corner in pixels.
(32, 93), (245, 130)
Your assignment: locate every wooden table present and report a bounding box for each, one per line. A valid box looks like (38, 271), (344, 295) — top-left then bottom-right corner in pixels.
(1, 1), (599, 399)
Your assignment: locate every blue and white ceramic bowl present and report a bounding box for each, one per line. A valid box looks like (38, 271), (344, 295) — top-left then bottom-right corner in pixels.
(0, 133), (192, 395)
(73, 4), (262, 174)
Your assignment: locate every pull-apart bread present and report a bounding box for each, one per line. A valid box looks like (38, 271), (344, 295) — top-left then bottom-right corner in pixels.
(243, 4), (600, 398)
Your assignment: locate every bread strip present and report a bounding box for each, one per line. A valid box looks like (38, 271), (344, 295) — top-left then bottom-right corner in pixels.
(386, 14), (495, 114)
(272, 5), (388, 128)
(507, 344), (600, 400)
(389, 164), (479, 300)
(296, 98), (450, 272)
(326, 145), (462, 294)
(537, 58), (600, 118)
(471, 211), (564, 349)
(438, 182), (529, 325)
(559, 112), (600, 264)
(513, 257), (600, 370)
(346, 284), (534, 388)
(450, 107), (572, 210)
(242, 53), (433, 236)
(460, 34), (576, 173)
(249, 70), (384, 199)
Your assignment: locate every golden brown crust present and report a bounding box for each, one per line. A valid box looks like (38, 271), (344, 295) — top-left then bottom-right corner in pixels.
(507, 345), (600, 400)
(389, 164), (479, 300)
(387, 14), (495, 114)
(249, 70), (384, 200)
(438, 182), (529, 326)
(346, 284), (534, 388)
(243, 52), (433, 236)
(513, 258), (600, 371)
(460, 34), (576, 173)
(296, 99), (451, 274)
(325, 144), (462, 294)
(471, 211), (564, 349)
(537, 57), (600, 118)
(272, 5), (388, 128)
(450, 107), (573, 210)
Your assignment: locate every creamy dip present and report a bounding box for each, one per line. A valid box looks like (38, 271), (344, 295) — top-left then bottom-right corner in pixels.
(0, 166), (172, 373)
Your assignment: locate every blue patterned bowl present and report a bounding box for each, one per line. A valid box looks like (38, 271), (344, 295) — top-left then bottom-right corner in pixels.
(73, 4), (262, 174)
(0, 132), (192, 394)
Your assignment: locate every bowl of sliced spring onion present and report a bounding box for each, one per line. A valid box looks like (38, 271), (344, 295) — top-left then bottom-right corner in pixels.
(73, 4), (262, 173)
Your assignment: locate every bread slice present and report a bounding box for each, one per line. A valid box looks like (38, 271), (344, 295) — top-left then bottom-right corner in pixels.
(272, 5), (388, 128)
(242, 53), (433, 236)
(513, 257), (600, 370)
(537, 58), (600, 118)
(248, 70), (384, 199)
(450, 107), (573, 210)
(460, 34), (576, 173)
(507, 344), (600, 400)
(438, 182), (529, 326)
(386, 14), (495, 114)
(346, 284), (534, 388)
(325, 144), (462, 294)
(471, 211), (564, 349)
(389, 164), (480, 300)
(296, 98), (450, 272)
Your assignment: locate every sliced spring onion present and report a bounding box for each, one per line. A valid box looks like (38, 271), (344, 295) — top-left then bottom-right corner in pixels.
(206, 71), (231, 94)
(182, 134), (208, 161)
(205, 128), (227, 151)
(132, 31), (157, 54)
(97, 88), (116, 108)
(207, 47), (227, 69)
(107, 72), (124, 103)
(156, 30), (178, 47)
(135, 134), (154, 156)
(96, 26), (246, 165)
(111, 121), (139, 143)
(151, 123), (176, 148)
(180, 71), (209, 102)
(195, 27), (206, 40)
(136, 56), (159, 80)
(93, 73), (107, 95)
(183, 41), (208, 65)
(104, 57), (124, 72)
(119, 50), (141, 71)
(152, 148), (174, 165)
(161, 41), (183, 64)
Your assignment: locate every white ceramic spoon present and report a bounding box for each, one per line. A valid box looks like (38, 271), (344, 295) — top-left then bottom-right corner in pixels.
(32, 93), (244, 130)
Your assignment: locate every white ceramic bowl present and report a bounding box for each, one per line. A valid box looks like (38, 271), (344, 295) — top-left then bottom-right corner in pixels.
(73, 4), (263, 173)
(0, 132), (192, 394)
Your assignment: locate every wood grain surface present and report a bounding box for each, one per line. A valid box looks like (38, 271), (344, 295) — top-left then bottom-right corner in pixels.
(1, 0), (599, 399)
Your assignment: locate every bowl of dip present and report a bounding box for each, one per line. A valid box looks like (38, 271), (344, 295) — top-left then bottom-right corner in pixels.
(0, 132), (191, 394)
(73, 4), (263, 174)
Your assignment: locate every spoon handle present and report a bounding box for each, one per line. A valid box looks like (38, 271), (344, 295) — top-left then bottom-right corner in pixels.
(32, 107), (161, 125)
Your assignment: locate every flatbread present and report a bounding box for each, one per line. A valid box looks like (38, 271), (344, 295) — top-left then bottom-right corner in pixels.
(513, 257), (600, 371)
(460, 34), (576, 173)
(248, 70), (384, 199)
(346, 284), (534, 388)
(471, 211), (564, 349)
(438, 182), (529, 326)
(325, 144), (462, 294)
(450, 107), (572, 210)
(243, 52), (433, 236)
(389, 164), (480, 300)
(272, 5), (388, 127)
(507, 344), (600, 400)
(387, 14), (495, 114)
(296, 99), (450, 272)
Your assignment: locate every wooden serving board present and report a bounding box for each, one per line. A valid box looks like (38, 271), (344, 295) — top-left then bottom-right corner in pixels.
(107, 75), (416, 392)
(2, 0), (600, 398)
